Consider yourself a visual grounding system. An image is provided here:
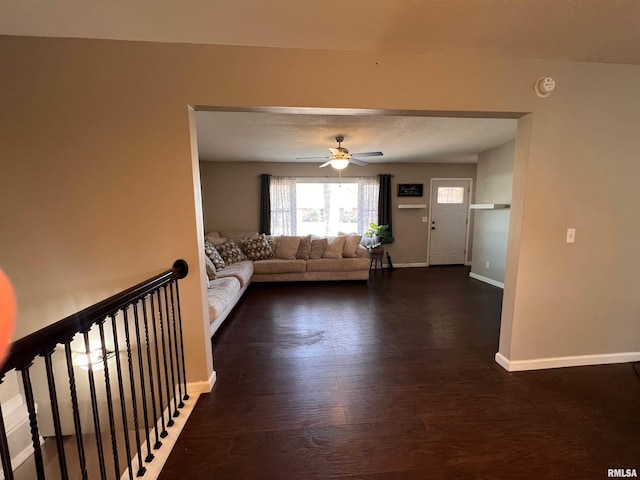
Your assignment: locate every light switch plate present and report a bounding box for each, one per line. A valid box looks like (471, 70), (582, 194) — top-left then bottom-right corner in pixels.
(566, 228), (576, 243)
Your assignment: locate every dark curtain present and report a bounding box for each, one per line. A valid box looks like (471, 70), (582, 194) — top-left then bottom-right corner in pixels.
(259, 174), (271, 234)
(378, 174), (393, 234)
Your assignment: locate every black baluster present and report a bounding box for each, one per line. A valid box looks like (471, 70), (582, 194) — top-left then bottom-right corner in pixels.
(172, 280), (189, 401)
(0, 377), (15, 480)
(122, 307), (146, 477)
(132, 301), (154, 463)
(65, 342), (88, 480)
(82, 330), (107, 479)
(156, 289), (175, 427)
(98, 319), (120, 479)
(141, 297), (162, 449)
(149, 290), (168, 438)
(168, 282), (184, 408)
(111, 313), (134, 480)
(42, 348), (69, 479)
(18, 364), (45, 479)
(162, 286), (179, 418)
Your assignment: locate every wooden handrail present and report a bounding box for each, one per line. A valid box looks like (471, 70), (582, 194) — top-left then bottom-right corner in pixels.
(1, 259), (188, 375)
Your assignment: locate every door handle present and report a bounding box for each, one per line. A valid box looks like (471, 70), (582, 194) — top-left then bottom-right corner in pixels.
(431, 226), (436, 230)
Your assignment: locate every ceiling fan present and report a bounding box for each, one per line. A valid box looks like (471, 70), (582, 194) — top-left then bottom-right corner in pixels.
(297, 136), (383, 169)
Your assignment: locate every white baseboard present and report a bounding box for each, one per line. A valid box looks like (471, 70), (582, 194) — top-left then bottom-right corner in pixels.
(495, 352), (510, 371)
(469, 272), (504, 289)
(392, 263), (429, 268)
(187, 370), (216, 394)
(0, 395), (44, 480)
(495, 351), (640, 372)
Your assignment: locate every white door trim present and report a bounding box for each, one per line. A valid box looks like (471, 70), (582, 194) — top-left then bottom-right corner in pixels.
(427, 178), (473, 266)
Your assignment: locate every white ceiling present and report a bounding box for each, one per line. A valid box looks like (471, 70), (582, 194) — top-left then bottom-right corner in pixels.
(3, 0), (632, 165)
(195, 110), (517, 164)
(1, 1), (639, 65)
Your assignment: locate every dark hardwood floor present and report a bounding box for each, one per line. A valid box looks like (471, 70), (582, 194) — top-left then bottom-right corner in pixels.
(160, 267), (640, 479)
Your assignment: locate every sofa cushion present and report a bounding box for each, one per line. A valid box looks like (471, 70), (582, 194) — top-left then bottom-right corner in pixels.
(306, 257), (371, 272)
(207, 277), (241, 321)
(275, 236), (301, 260)
(207, 236), (228, 246)
(204, 231), (222, 244)
(253, 258), (307, 274)
(266, 235), (278, 254)
(342, 234), (363, 258)
(309, 237), (327, 259)
(323, 236), (346, 259)
(296, 234), (312, 260)
(204, 255), (217, 280)
(219, 231), (259, 246)
(242, 234), (274, 261)
(216, 240), (248, 265)
(215, 260), (254, 287)
(204, 241), (226, 270)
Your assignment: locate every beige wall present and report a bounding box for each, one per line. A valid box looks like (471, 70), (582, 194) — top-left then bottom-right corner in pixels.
(200, 161), (477, 265)
(1, 35), (639, 384)
(470, 140), (516, 283)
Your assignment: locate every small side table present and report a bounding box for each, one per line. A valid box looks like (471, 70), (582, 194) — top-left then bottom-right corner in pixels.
(368, 247), (384, 272)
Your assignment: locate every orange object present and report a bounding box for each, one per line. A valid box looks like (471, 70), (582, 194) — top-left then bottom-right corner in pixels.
(0, 269), (16, 369)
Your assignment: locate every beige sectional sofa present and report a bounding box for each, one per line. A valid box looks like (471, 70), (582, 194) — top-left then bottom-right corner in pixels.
(203, 230), (370, 336)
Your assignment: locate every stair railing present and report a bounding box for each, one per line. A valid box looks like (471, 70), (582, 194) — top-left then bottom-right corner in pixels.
(0, 260), (189, 479)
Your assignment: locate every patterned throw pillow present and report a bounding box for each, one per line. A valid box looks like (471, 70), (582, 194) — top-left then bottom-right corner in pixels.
(216, 240), (248, 265)
(205, 241), (226, 270)
(242, 234), (274, 261)
(309, 238), (328, 259)
(296, 235), (312, 260)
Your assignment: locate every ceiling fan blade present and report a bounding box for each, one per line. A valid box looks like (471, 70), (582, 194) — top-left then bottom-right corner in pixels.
(349, 158), (369, 167)
(297, 155), (330, 160)
(350, 152), (383, 157)
(319, 161), (332, 168)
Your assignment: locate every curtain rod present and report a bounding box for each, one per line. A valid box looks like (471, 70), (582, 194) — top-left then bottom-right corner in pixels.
(258, 174), (394, 178)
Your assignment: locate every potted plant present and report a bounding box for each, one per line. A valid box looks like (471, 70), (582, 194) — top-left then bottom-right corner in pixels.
(364, 223), (394, 249)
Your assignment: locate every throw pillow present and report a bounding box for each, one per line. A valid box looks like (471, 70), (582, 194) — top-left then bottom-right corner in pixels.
(323, 236), (346, 259)
(204, 231), (222, 244)
(296, 235), (312, 260)
(242, 234), (274, 261)
(204, 241), (226, 270)
(220, 231), (259, 246)
(275, 236), (301, 260)
(343, 234), (363, 258)
(266, 235), (279, 255)
(207, 236), (228, 246)
(204, 255), (217, 280)
(215, 240), (248, 265)
(309, 237), (328, 259)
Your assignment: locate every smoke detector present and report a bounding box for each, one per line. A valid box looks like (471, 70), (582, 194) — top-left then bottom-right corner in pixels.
(534, 77), (556, 98)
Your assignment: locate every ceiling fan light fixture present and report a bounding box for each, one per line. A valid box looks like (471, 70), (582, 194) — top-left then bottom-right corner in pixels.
(330, 159), (350, 170)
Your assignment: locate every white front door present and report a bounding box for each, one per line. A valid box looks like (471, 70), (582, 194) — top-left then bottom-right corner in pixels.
(428, 179), (470, 265)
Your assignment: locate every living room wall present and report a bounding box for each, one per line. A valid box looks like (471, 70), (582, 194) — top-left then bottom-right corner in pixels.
(470, 140), (515, 286)
(1, 35), (639, 390)
(199, 160), (478, 265)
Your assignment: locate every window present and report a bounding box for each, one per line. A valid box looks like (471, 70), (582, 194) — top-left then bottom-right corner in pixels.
(437, 187), (465, 204)
(270, 177), (378, 236)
